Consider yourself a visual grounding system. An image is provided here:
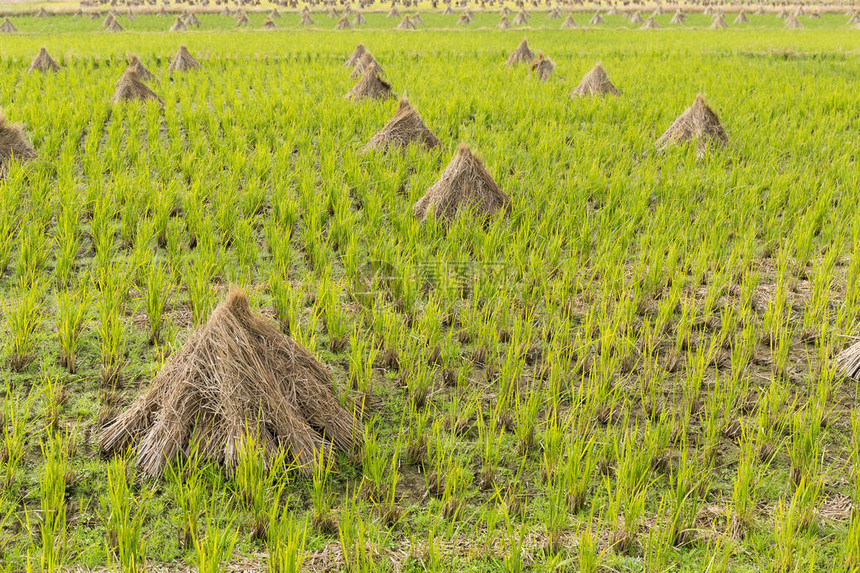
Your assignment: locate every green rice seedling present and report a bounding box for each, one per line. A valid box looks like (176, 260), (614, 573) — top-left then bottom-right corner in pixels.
(0, 201), (19, 277)
(845, 508), (860, 570)
(361, 421), (387, 502)
(564, 434), (596, 514)
(403, 359), (434, 410)
(772, 486), (803, 573)
(703, 530), (733, 572)
(16, 220), (51, 287)
(270, 266), (302, 335)
(607, 426), (652, 554)
(56, 285), (88, 374)
(233, 429), (283, 541)
(644, 496), (678, 573)
(378, 447), (401, 527)
(700, 378), (725, 464)
(543, 473), (567, 553)
(5, 279), (44, 372)
(475, 406), (502, 490)
(577, 513), (605, 573)
(90, 198), (116, 277)
(166, 444), (205, 549)
(423, 523), (443, 571)
(232, 217), (258, 280)
(53, 204), (80, 289)
(317, 274), (348, 352)
(303, 227), (329, 277)
(348, 326), (379, 394)
(440, 454), (469, 523)
(2, 389), (31, 489)
(143, 260), (169, 344)
(793, 474), (821, 531)
(338, 489), (375, 572)
(499, 492), (527, 573)
(102, 456), (150, 573)
(480, 501), (500, 554)
(788, 403), (823, 487)
(770, 323), (794, 380)
(540, 408), (564, 482)
(310, 445), (336, 534)
(34, 432), (68, 573)
(164, 218), (185, 277)
(186, 255), (217, 326)
(293, 304), (320, 357)
(406, 408), (429, 468)
(730, 431), (765, 536)
(852, 410), (860, 507)
(191, 503), (238, 573)
(38, 371), (65, 431)
(267, 493), (308, 573)
(97, 270), (127, 386)
(515, 383), (541, 455)
(668, 441), (707, 545)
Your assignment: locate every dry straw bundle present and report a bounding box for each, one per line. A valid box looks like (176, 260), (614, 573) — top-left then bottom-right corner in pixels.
(29, 47), (60, 73)
(112, 69), (162, 105)
(784, 14), (804, 29)
(127, 54), (154, 81)
(590, 12), (605, 24)
(365, 96), (441, 152)
(531, 53), (554, 81)
(640, 15), (660, 29)
(498, 16), (511, 28)
(168, 45), (202, 72)
(506, 38), (534, 65)
(350, 51), (383, 79)
(670, 10), (686, 23)
(413, 144), (511, 222)
(397, 16), (416, 29)
(561, 15), (578, 29)
(263, 17), (279, 30)
(336, 15), (353, 29)
(656, 94), (728, 155)
(571, 64), (620, 97)
(347, 67), (392, 101)
(100, 290), (363, 478)
(345, 43), (367, 68)
(170, 16), (188, 31)
(836, 341), (860, 380)
(0, 113), (36, 175)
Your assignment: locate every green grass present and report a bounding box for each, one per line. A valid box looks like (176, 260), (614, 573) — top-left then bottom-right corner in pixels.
(0, 13), (857, 572)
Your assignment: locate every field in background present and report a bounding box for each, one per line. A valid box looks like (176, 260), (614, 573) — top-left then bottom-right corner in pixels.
(0, 14), (858, 573)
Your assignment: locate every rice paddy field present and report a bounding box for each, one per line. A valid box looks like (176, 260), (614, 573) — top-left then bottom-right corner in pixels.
(0, 6), (859, 572)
